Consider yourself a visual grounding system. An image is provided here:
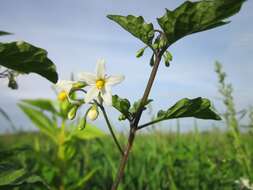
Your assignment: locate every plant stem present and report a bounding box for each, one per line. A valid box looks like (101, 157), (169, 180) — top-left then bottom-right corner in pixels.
(111, 127), (136, 190)
(111, 52), (163, 190)
(133, 53), (162, 126)
(137, 118), (164, 130)
(100, 105), (124, 156)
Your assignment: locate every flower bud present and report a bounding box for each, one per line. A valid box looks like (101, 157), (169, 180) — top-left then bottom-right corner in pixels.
(87, 105), (99, 121)
(136, 47), (145, 58)
(67, 105), (78, 120)
(72, 81), (87, 89)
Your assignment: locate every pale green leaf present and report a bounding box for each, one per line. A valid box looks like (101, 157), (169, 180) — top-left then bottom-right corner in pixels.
(18, 104), (58, 141)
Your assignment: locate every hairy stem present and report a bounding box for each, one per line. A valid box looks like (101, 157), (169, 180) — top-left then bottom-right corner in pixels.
(100, 105), (124, 156)
(111, 52), (163, 190)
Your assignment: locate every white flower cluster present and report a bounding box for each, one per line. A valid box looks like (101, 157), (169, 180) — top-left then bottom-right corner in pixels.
(55, 59), (124, 106)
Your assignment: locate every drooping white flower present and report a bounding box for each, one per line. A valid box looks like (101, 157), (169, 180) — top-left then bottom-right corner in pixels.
(55, 80), (76, 101)
(78, 59), (124, 106)
(55, 80), (76, 94)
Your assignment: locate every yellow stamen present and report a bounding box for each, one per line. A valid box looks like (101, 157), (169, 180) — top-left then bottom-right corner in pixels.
(58, 91), (68, 101)
(96, 79), (105, 90)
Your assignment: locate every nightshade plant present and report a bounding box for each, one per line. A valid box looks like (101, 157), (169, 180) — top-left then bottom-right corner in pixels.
(54, 0), (246, 189)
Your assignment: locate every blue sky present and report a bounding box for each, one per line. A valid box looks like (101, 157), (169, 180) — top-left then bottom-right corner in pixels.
(0, 0), (253, 132)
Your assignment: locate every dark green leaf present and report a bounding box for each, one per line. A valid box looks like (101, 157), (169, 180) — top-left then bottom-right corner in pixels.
(157, 0), (245, 46)
(0, 41), (58, 83)
(129, 99), (153, 115)
(156, 97), (221, 121)
(107, 15), (154, 45)
(0, 31), (12, 36)
(112, 95), (131, 119)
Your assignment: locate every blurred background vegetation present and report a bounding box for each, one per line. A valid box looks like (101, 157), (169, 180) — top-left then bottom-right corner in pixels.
(1, 62), (253, 190)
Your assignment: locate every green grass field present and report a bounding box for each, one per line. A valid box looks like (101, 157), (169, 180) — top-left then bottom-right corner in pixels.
(1, 128), (253, 190)
(1, 62), (253, 190)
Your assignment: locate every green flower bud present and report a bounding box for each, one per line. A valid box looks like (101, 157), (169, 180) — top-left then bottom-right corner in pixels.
(136, 47), (145, 58)
(149, 54), (155, 67)
(72, 81), (87, 89)
(78, 117), (86, 131)
(67, 105), (79, 120)
(163, 51), (173, 67)
(158, 37), (167, 49)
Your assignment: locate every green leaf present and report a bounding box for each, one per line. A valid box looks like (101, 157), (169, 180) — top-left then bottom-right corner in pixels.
(107, 15), (154, 45)
(0, 168), (26, 186)
(156, 97), (221, 121)
(157, 0), (246, 46)
(69, 168), (98, 190)
(112, 95), (131, 119)
(0, 41), (58, 83)
(129, 99), (153, 115)
(0, 165), (49, 189)
(13, 175), (50, 189)
(0, 31), (12, 36)
(18, 104), (58, 141)
(21, 99), (58, 114)
(74, 122), (105, 140)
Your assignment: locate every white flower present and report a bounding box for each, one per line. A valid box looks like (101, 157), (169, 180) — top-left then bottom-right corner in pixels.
(55, 80), (76, 101)
(55, 80), (76, 94)
(78, 59), (124, 106)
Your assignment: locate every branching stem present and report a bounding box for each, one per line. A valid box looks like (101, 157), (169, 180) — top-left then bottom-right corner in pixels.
(111, 50), (164, 190)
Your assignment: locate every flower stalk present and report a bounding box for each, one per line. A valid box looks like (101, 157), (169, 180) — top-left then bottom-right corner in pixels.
(111, 51), (163, 190)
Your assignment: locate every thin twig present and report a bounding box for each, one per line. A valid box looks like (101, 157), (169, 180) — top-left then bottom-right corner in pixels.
(99, 105), (124, 156)
(137, 118), (164, 130)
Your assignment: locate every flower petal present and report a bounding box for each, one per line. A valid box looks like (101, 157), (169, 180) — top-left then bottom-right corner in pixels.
(85, 86), (99, 103)
(78, 72), (96, 85)
(101, 88), (112, 106)
(55, 80), (75, 93)
(106, 75), (125, 86)
(96, 59), (106, 79)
